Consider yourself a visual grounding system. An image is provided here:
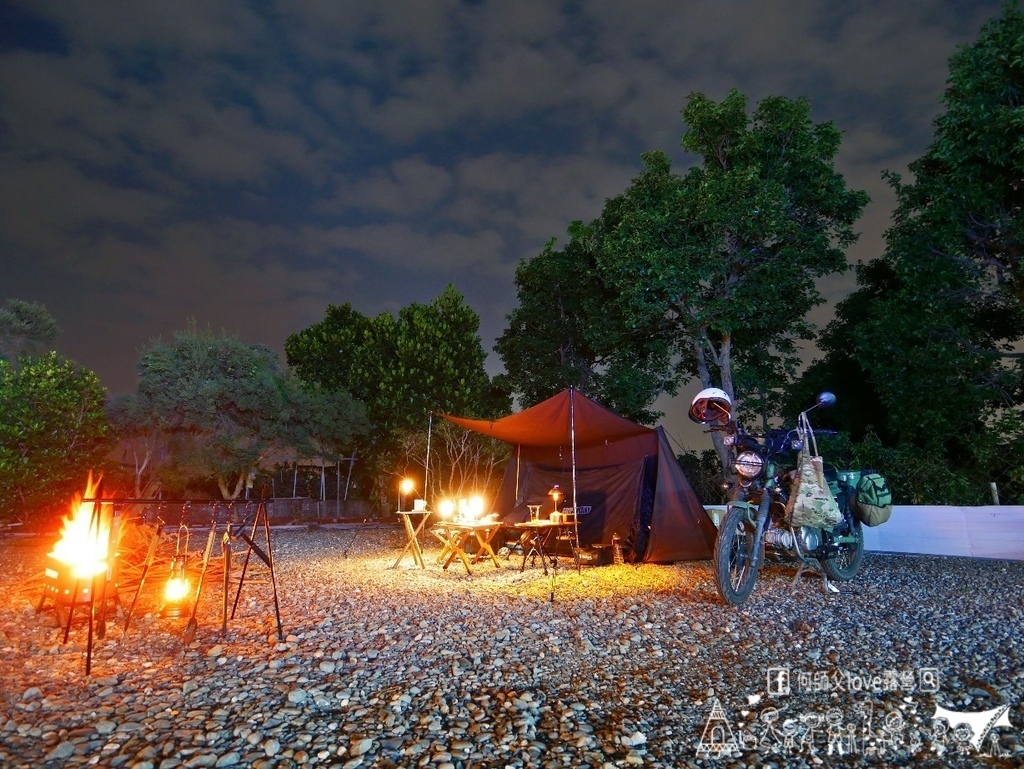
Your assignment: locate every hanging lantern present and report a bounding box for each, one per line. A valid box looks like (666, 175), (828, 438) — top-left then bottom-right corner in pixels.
(161, 525), (192, 618)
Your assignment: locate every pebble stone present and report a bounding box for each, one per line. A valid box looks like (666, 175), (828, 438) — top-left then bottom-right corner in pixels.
(0, 526), (1021, 768)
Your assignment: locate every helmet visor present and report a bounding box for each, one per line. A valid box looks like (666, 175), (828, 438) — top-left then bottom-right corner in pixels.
(688, 398), (732, 425)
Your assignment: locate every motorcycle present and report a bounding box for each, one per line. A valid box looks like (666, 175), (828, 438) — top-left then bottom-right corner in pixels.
(689, 388), (865, 606)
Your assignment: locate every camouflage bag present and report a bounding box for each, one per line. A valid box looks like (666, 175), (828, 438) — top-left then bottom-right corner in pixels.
(785, 414), (843, 529)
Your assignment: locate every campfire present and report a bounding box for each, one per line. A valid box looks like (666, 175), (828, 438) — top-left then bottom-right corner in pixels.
(51, 475), (108, 574)
(42, 473), (112, 607)
(36, 473), (122, 674)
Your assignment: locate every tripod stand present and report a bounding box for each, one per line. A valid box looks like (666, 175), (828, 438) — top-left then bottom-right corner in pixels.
(121, 500), (284, 645)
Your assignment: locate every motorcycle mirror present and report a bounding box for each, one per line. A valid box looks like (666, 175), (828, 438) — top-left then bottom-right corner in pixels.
(816, 391), (837, 409)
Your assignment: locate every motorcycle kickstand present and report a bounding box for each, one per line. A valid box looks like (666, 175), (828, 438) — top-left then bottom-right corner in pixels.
(792, 558), (839, 595)
(789, 526), (840, 596)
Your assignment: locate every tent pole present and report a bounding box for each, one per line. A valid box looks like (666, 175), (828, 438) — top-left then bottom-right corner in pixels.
(569, 388), (577, 511)
(343, 448), (356, 502)
(515, 444), (521, 505)
(569, 388), (580, 573)
(425, 412), (433, 504)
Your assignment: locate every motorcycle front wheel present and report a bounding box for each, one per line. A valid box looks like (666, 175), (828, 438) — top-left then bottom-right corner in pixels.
(820, 510), (864, 581)
(714, 504), (761, 606)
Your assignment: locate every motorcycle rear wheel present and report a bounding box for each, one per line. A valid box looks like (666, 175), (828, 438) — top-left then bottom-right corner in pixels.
(714, 504), (761, 606)
(820, 511), (864, 581)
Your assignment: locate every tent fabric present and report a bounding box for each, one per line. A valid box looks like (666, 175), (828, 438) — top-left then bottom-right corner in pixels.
(443, 389), (652, 447)
(440, 389), (716, 562)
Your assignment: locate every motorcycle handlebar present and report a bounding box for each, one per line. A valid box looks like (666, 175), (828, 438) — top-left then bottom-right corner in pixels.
(704, 422), (840, 440)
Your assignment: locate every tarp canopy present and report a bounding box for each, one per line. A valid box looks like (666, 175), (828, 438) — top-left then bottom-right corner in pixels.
(441, 389), (716, 562)
(444, 391), (652, 447)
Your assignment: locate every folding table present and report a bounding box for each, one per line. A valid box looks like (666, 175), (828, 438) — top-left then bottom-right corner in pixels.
(430, 520), (503, 575)
(512, 519), (581, 574)
(392, 510), (432, 569)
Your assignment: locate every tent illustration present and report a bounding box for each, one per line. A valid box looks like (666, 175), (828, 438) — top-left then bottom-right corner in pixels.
(441, 388), (716, 562)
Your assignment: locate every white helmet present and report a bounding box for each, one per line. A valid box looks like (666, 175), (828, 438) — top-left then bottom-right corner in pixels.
(688, 387), (732, 424)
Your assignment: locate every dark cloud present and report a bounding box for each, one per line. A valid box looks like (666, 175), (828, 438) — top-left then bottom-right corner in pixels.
(0, 0), (1005, 436)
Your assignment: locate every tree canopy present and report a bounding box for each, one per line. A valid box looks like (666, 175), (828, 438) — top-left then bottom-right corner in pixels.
(286, 285), (510, 507)
(799, 2), (1024, 502)
(0, 299), (59, 364)
(111, 324), (368, 499)
(0, 352), (109, 523)
(498, 89), (867, 466)
(494, 229), (673, 424)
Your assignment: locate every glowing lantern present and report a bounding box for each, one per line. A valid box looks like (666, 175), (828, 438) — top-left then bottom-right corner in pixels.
(399, 478), (415, 512)
(161, 526), (192, 618)
(549, 485), (562, 514)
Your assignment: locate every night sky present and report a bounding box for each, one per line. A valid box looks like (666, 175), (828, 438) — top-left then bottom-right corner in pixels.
(0, 1), (1004, 434)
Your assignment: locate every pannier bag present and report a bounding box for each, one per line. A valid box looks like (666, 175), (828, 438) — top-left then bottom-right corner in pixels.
(854, 472), (893, 527)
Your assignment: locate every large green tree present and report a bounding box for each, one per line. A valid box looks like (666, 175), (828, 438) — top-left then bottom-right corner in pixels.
(286, 285), (510, 508)
(495, 228), (673, 423)
(499, 90), (867, 468)
(111, 324), (368, 499)
(804, 2), (1024, 502)
(607, 93), (866, 423)
(0, 352), (109, 524)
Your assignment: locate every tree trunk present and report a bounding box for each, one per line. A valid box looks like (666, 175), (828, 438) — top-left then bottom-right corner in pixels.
(692, 332), (735, 476)
(218, 472), (246, 500)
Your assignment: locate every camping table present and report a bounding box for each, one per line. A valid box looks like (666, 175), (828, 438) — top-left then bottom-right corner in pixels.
(512, 519), (580, 575)
(430, 520), (503, 575)
(392, 511), (432, 569)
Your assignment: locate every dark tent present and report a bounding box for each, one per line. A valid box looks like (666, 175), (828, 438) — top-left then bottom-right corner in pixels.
(442, 388), (716, 562)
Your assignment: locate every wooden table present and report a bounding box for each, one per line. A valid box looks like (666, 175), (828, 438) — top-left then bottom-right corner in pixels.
(430, 520), (503, 575)
(392, 511), (432, 569)
(512, 519), (580, 574)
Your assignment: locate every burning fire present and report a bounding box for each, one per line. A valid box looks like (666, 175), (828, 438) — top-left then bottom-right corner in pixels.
(49, 473), (109, 579)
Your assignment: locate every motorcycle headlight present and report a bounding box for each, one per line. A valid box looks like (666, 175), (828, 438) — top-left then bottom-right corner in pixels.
(734, 451), (764, 479)
(722, 433), (736, 447)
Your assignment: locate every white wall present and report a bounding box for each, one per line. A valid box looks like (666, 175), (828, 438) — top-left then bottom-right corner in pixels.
(702, 505), (1024, 561)
(861, 505), (1024, 561)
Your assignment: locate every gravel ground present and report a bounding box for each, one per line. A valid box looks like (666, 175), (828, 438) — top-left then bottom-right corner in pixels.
(0, 525), (1022, 768)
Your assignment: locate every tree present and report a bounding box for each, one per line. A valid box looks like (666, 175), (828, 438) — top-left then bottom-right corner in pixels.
(494, 229), (673, 423)
(106, 389), (164, 498)
(393, 420), (509, 504)
(113, 324), (368, 499)
(606, 93), (865, 425)
(499, 90), (867, 468)
(803, 3), (1024, 502)
(0, 299), (59, 364)
(287, 285), (510, 508)
(0, 352), (109, 524)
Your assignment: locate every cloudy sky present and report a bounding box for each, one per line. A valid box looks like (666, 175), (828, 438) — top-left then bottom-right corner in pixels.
(0, 0), (1005, 427)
